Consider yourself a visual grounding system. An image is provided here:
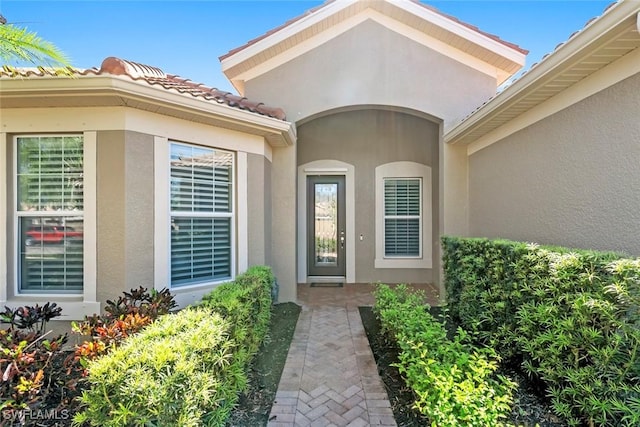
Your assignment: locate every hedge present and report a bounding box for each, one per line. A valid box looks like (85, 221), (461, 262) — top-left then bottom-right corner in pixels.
(442, 236), (640, 427)
(74, 266), (274, 427)
(373, 284), (516, 426)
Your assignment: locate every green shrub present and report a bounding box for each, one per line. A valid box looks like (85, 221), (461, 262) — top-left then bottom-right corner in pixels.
(374, 284), (516, 427)
(74, 266), (275, 427)
(200, 265), (274, 364)
(73, 308), (239, 426)
(73, 287), (176, 366)
(442, 236), (640, 426)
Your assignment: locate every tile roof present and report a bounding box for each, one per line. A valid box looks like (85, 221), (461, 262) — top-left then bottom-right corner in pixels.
(220, 0), (527, 61)
(0, 57), (287, 121)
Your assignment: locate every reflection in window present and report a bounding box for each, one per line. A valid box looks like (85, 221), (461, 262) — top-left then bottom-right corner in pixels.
(314, 183), (337, 265)
(16, 136), (84, 293)
(169, 143), (233, 287)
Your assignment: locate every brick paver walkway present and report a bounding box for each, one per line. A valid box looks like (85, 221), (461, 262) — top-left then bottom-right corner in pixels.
(267, 283), (438, 427)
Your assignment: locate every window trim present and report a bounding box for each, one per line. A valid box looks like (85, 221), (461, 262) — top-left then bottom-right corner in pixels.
(375, 161), (432, 269)
(1, 133), (7, 304)
(1, 132), (99, 319)
(154, 138), (240, 308)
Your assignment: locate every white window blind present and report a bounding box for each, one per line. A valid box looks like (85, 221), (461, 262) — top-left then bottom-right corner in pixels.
(16, 136), (84, 293)
(384, 178), (421, 257)
(170, 143), (233, 287)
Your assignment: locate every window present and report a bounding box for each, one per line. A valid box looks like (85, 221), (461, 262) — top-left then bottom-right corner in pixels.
(16, 135), (84, 293)
(169, 143), (233, 287)
(375, 161), (432, 269)
(384, 178), (421, 257)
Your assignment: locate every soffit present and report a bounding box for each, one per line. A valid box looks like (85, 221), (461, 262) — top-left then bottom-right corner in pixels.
(446, 3), (640, 146)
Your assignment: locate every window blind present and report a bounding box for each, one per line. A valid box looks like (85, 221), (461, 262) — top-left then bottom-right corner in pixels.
(16, 136), (84, 293)
(384, 179), (420, 257)
(170, 143), (233, 287)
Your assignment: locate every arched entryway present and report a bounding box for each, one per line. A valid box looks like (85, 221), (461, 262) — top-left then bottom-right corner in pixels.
(296, 105), (442, 285)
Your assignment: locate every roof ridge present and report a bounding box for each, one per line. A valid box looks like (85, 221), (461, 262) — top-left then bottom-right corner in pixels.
(100, 56), (166, 79)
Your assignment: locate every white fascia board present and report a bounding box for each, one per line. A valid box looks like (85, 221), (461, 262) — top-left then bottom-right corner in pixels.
(466, 45), (640, 155)
(224, 0), (524, 84)
(221, 0), (358, 72)
(400, 0), (526, 66)
(0, 75), (295, 146)
(445, 1), (639, 145)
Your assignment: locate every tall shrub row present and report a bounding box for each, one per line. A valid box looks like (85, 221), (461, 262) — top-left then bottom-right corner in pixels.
(373, 284), (516, 426)
(442, 236), (640, 426)
(74, 266), (274, 427)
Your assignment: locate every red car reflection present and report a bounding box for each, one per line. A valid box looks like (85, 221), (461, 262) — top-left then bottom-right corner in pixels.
(25, 226), (83, 245)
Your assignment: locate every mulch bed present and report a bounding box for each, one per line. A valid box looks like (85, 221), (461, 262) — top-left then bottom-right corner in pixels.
(226, 302), (301, 427)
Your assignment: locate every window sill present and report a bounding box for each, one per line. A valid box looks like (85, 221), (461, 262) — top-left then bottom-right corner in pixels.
(375, 258), (432, 269)
(169, 278), (232, 308)
(0, 298), (100, 321)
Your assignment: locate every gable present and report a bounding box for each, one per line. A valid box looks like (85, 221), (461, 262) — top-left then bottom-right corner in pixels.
(221, 0), (527, 94)
(243, 19), (499, 124)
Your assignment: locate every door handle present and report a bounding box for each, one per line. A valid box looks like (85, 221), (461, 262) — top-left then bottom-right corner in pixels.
(340, 231), (345, 248)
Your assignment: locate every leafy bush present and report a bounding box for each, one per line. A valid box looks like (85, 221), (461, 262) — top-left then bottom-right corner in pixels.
(73, 309), (237, 427)
(0, 303), (82, 418)
(200, 265), (274, 364)
(442, 236), (640, 426)
(1, 288), (178, 424)
(373, 284), (516, 426)
(73, 287), (176, 364)
(74, 266), (274, 426)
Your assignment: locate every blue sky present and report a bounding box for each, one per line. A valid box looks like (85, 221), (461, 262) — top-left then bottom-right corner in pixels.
(1, 1), (613, 93)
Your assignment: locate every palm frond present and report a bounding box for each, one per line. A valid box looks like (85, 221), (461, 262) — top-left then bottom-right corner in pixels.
(0, 24), (71, 68)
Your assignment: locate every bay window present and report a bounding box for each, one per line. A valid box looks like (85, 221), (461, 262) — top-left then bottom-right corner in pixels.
(169, 143), (233, 287)
(16, 135), (84, 293)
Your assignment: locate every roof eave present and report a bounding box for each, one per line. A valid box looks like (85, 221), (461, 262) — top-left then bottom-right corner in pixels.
(0, 75), (295, 147)
(445, 1), (639, 146)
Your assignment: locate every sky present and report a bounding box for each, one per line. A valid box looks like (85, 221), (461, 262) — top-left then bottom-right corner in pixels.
(0, 0), (614, 93)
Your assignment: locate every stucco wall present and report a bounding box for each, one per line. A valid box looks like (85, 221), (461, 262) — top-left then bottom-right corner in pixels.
(244, 19), (497, 126)
(271, 145), (297, 301)
(298, 108), (439, 283)
(97, 131), (155, 304)
(247, 153), (272, 267)
(469, 72), (640, 255)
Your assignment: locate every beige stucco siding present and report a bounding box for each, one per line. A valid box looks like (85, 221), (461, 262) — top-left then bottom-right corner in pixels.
(96, 131), (155, 303)
(271, 145), (298, 301)
(298, 109), (439, 283)
(469, 72), (640, 255)
(244, 19), (497, 126)
(247, 153), (272, 267)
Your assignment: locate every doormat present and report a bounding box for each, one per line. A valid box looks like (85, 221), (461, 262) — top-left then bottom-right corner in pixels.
(310, 282), (344, 288)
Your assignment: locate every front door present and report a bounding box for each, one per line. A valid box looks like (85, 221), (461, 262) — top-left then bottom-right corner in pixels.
(307, 176), (346, 277)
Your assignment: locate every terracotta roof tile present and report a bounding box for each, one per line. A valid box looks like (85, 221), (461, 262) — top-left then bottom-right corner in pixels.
(0, 57), (287, 121)
(220, 0), (527, 61)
